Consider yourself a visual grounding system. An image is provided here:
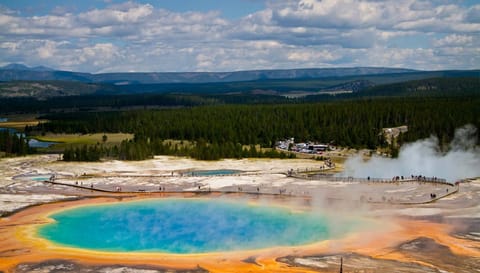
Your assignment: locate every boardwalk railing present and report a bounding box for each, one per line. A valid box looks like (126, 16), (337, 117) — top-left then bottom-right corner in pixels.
(291, 173), (451, 185)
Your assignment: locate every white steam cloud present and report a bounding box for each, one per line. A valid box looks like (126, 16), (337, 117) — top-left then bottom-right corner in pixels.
(341, 125), (480, 182)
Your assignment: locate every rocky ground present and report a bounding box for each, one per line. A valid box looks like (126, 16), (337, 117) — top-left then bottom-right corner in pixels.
(14, 261), (208, 273)
(0, 155), (479, 273)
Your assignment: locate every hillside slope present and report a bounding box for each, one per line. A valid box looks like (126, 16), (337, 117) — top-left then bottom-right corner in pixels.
(0, 65), (417, 84)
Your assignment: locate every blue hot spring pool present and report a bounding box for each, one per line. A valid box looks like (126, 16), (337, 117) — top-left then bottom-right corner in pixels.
(187, 169), (241, 176)
(37, 199), (356, 254)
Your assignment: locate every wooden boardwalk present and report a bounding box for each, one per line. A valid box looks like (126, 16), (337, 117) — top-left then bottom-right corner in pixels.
(41, 170), (460, 205)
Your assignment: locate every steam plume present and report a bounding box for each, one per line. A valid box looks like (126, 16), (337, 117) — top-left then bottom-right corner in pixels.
(341, 125), (480, 182)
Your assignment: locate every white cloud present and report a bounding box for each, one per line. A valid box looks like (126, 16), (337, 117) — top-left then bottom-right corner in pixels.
(0, 13), (16, 25)
(31, 15), (73, 29)
(0, 1), (478, 72)
(37, 40), (60, 59)
(272, 0), (386, 28)
(466, 5), (480, 23)
(434, 34), (474, 47)
(0, 42), (19, 52)
(80, 43), (120, 67)
(78, 3), (153, 27)
(287, 49), (338, 62)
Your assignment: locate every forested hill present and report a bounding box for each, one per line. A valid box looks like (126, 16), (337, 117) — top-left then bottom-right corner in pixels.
(304, 77), (480, 101)
(0, 77), (479, 114)
(361, 77), (480, 97)
(0, 65), (415, 83)
(0, 81), (108, 99)
(33, 97), (480, 160)
(0, 74), (478, 100)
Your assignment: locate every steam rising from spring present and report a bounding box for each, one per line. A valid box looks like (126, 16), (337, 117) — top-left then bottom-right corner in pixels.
(341, 125), (480, 182)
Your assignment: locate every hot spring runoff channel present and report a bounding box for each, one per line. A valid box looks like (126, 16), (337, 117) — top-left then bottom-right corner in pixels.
(38, 199), (358, 253)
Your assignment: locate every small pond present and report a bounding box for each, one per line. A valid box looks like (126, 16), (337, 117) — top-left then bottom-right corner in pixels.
(0, 127), (57, 148)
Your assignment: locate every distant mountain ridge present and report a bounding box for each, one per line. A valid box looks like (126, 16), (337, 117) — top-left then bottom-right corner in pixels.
(0, 64), (418, 84)
(1, 63), (54, 72)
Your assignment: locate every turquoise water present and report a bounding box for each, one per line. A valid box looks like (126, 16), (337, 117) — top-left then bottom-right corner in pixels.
(38, 199), (343, 253)
(28, 138), (57, 148)
(188, 169), (240, 176)
(31, 176), (50, 181)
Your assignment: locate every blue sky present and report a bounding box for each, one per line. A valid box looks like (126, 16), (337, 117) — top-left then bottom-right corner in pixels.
(0, 0), (479, 72)
(2, 0), (265, 18)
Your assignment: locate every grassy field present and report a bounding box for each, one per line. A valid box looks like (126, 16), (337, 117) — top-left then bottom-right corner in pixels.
(0, 114), (43, 131)
(33, 133), (133, 152)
